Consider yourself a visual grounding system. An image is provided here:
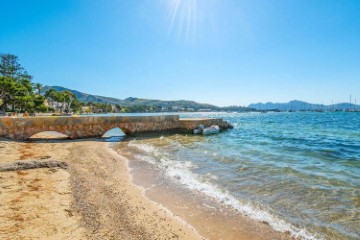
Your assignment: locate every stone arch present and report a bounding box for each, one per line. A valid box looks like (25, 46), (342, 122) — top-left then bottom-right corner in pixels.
(28, 131), (69, 140)
(101, 127), (126, 138)
(115, 123), (135, 136)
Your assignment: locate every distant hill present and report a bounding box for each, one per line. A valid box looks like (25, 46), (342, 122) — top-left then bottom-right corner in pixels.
(42, 86), (219, 110)
(248, 100), (360, 111)
(41, 87), (359, 112)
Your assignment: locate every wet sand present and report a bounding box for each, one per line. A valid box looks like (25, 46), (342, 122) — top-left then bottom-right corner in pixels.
(116, 138), (292, 240)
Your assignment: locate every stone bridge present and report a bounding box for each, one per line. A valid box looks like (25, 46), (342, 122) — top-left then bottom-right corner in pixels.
(0, 115), (233, 140)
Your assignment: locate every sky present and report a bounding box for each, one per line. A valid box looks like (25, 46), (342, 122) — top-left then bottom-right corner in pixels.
(1, 0), (360, 106)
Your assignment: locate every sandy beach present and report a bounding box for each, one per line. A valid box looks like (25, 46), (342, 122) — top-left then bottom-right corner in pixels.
(0, 135), (202, 240)
(0, 134), (290, 240)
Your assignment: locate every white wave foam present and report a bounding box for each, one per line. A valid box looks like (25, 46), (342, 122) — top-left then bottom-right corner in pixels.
(128, 141), (320, 240)
(129, 140), (157, 153)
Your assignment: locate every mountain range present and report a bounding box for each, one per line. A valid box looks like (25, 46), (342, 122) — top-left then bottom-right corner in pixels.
(248, 100), (360, 111)
(42, 86), (218, 110)
(42, 86), (359, 111)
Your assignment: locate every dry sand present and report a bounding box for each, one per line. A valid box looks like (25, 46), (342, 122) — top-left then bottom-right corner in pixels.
(0, 168), (84, 240)
(0, 135), (202, 240)
(0, 133), (290, 240)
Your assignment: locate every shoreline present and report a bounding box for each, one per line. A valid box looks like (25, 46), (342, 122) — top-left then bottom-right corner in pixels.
(1, 133), (291, 239)
(113, 137), (293, 240)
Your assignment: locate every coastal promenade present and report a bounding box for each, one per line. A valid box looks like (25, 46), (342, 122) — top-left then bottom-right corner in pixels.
(0, 115), (233, 140)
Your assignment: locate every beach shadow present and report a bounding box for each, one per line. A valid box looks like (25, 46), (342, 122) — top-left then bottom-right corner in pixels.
(0, 132), (192, 144)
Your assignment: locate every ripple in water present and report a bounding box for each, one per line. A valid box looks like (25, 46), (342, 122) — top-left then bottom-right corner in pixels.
(119, 112), (360, 240)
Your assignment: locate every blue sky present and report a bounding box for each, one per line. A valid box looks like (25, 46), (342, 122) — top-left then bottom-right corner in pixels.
(1, 0), (359, 106)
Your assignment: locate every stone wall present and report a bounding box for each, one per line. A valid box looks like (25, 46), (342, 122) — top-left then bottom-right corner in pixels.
(0, 115), (232, 140)
(178, 118), (233, 133)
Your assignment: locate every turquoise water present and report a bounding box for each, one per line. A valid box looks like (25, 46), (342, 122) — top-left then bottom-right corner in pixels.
(114, 112), (360, 239)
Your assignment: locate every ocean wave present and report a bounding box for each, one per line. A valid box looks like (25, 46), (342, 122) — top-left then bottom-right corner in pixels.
(127, 140), (321, 240)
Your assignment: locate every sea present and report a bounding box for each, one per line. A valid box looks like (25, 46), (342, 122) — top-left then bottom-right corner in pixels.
(108, 111), (360, 239)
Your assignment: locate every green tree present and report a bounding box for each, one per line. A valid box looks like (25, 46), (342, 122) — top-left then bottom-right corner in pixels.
(0, 54), (32, 80)
(58, 90), (76, 112)
(0, 53), (44, 113)
(44, 88), (80, 113)
(70, 99), (82, 113)
(34, 83), (43, 95)
(33, 95), (47, 112)
(0, 76), (30, 112)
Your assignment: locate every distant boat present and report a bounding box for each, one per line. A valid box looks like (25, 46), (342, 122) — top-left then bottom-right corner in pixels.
(193, 124), (204, 134)
(193, 128), (202, 134)
(202, 125), (220, 135)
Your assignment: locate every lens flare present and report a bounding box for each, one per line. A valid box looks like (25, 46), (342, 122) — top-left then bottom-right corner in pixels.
(161, 0), (219, 42)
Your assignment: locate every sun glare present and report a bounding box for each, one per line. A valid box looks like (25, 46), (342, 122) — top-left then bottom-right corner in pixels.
(161, 0), (219, 42)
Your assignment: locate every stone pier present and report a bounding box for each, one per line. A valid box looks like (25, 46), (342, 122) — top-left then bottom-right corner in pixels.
(0, 115), (233, 140)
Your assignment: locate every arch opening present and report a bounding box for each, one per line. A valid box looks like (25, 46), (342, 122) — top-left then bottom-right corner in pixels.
(102, 127), (126, 142)
(29, 131), (69, 140)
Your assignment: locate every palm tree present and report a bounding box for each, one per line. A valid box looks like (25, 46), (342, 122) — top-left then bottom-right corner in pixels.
(59, 91), (76, 113)
(34, 83), (43, 95)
